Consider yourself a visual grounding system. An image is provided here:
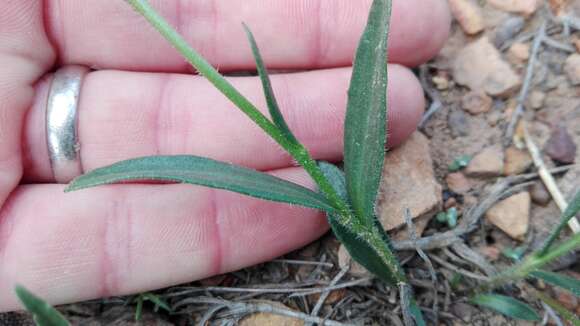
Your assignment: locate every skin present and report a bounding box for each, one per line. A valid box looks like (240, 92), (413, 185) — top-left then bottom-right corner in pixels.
(0, 0), (450, 311)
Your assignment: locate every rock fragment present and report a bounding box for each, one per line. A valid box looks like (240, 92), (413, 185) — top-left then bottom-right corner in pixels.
(446, 172), (472, 194)
(507, 42), (530, 64)
(377, 132), (442, 230)
(462, 91), (493, 115)
(449, 0), (485, 35)
(486, 192), (531, 240)
(465, 145), (505, 177)
(453, 37), (522, 97)
(504, 146), (532, 175)
(493, 16), (525, 48)
(488, 0), (542, 16)
(449, 109), (471, 137)
(530, 182), (551, 206)
(564, 53), (580, 85)
(527, 91), (546, 110)
(544, 125), (577, 164)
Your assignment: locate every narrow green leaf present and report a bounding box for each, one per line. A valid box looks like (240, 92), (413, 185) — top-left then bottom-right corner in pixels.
(400, 283), (426, 326)
(471, 294), (541, 321)
(318, 162), (405, 285)
(409, 299), (427, 326)
(329, 215), (401, 284)
(14, 285), (70, 326)
(67, 155), (337, 213)
(534, 291), (580, 326)
(141, 293), (172, 313)
(243, 23), (298, 144)
(344, 0), (392, 225)
(135, 296), (144, 322)
(531, 270), (580, 297)
(541, 189), (580, 254)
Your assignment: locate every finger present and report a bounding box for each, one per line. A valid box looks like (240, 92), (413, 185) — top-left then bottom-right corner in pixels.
(23, 65), (424, 183)
(46, 0), (450, 71)
(0, 167), (328, 312)
(0, 2), (54, 204)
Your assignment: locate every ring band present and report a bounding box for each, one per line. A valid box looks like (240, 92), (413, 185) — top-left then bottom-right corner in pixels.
(46, 65), (89, 183)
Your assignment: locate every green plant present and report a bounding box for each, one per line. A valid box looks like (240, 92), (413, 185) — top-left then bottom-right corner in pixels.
(472, 190), (580, 324)
(134, 292), (172, 322)
(58, 0), (417, 321)
(14, 0), (580, 325)
(14, 285), (69, 326)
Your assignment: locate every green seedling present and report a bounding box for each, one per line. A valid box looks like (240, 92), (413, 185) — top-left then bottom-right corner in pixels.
(473, 190), (580, 323)
(448, 155), (472, 172)
(436, 207), (458, 228)
(61, 0), (419, 322)
(134, 292), (172, 322)
(14, 0), (580, 325)
(501, 245), (527, 261)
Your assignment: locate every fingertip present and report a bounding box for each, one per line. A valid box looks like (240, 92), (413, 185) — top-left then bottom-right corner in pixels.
(387, 65), (425, 148)
(390, 0), (451, 66)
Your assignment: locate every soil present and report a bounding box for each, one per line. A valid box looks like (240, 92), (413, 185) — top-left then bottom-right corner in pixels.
(2, 1), (580, 325)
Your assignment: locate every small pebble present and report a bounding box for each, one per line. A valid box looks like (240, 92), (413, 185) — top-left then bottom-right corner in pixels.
(449, 0), (485, 35)
(478, 245), (501, 261)
(564, 53), (580, 85)
(507, 42), (530, 64)
(488, 0), (542, 17)
(461, 91), (492, 115)
(504, 146), (532, 175)
(527, 90), (546, 110)
(448, 110), (470, 137)
(494, 16), (525, 48)
(466, 145), (505, 178)
(446, 172), (472, 194)
(530, 182), (551, 206)
(445, 197), (458, 209)
(544, 125), (577, 164)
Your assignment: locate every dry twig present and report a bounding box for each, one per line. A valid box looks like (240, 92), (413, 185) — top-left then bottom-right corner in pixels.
(505, 22), (546, 144)
(523, 125), (580, 233)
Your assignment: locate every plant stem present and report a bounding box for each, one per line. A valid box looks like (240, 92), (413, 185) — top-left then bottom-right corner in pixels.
(480, 233), (580, 292)
(124, 0), (349, 214)
(538, 190), (580, 255)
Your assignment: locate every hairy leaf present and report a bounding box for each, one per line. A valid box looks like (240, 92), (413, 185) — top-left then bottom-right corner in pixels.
(471, 294), (541, 321)
(318, 162), (405, 285)
(67, 155), (337, 213)
(344, 0), (392, 226)
(531, 270), (580, 297)
(243, 23), (298, 144)
(15, 285), (69, 326)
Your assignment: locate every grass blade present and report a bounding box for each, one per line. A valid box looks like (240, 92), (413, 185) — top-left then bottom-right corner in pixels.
(540, 190), (580, 254)
(344, 0), (392, 225)
(531, 270), (580, 297)
(471, 294), (541, 321)
(318, 162), (405, 285)
(15, 285), (69, 326)
(243, 23), (298, 144)
(66, 155), (337, 213)
(141, 293), (172, 313)
(124, 0), (349, 217)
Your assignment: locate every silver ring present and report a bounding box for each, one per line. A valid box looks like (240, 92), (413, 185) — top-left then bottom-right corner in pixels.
(46, 65), (89, 183)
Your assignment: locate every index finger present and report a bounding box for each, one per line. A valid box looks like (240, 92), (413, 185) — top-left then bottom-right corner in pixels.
(47, 0), (450, 72)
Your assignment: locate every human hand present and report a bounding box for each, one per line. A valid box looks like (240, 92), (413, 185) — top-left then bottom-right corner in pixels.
(0, 0), (450, 311)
